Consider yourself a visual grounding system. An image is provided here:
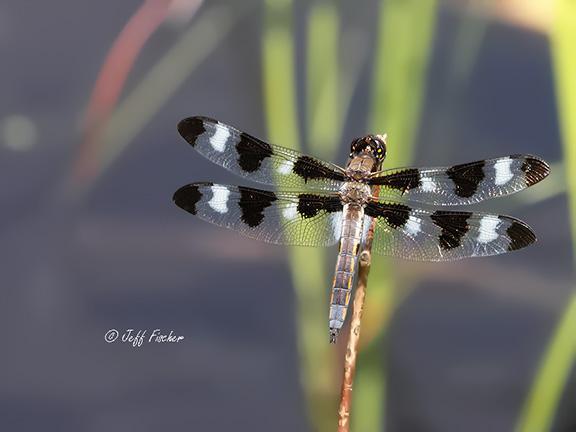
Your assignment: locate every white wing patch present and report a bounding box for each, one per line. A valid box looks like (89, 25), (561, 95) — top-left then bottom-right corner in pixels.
(404, 215), (422, 237)
(282, 202), (298, 220)
(209, 126), (230, 152)
(277, 160), (294, 175)
(420, 174), (436, 192)
(208, 185), (230, 213)
(477, 216), (501, 244)
(494, 157), (514, 186)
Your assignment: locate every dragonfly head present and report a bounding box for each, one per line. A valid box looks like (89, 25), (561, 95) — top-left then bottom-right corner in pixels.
(349, 134), (388, 163)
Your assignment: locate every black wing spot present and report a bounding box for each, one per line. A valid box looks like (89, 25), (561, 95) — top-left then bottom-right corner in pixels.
(365, 202), (411, 228)
(297, 194), (342, 218)
(519, 156), (551, 187)
(238, 186), (277, 227)
(177, 117), (208, 146)
(371, 168), (422, 192)
(446, 161), (486, 198)
(293, 156), (346, 183)
(506, 220), (536, 251)
(173, 183), (209, 215)
(431, 211), (472, 250)
(236, 133), (273, 173)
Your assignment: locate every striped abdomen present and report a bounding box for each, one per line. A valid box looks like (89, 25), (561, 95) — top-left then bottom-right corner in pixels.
(329, 204), (364, 342)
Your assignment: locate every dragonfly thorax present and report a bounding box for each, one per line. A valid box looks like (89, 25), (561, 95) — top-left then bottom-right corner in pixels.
(339, 181), (372, 205)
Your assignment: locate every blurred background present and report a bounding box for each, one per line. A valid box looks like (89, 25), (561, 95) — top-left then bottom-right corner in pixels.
(1, 0), (574, 431)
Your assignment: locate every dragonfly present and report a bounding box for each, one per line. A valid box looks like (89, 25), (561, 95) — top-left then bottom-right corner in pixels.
(173, 116), (550, 343)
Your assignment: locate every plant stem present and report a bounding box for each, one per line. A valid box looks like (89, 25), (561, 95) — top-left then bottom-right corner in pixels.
(337, 208), (378, 432)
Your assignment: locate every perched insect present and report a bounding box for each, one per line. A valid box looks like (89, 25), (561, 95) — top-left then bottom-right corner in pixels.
(173, 117), (550, 342)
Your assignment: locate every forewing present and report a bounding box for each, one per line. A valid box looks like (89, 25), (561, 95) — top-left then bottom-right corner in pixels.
(173, 182), (344, 246)
(365, 202), (536, 261)
(178, 117), (347, 191)
(370, 155), (550, 205)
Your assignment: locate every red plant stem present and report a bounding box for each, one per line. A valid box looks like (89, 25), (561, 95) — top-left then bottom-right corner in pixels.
(73, 0), (173, 186)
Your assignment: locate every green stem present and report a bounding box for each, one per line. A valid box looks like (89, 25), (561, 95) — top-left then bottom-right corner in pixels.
(353, 1), (438, 431)
(517, 296), (576, 432)
(306, 0), (340, 160)
(517, 1), (576, 431)
(262, 1), (335, 430)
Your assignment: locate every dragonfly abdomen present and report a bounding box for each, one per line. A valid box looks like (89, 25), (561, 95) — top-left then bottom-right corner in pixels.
(329, 204), (364, 343)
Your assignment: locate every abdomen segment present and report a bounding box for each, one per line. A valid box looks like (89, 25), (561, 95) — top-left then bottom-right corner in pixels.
(329, 204), (364, 342)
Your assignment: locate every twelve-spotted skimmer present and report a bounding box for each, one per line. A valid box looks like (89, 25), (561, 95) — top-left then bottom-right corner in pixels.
(173, 117), (550, 342)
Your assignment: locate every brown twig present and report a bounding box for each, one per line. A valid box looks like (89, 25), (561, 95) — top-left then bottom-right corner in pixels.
(337, 211), (378, 431)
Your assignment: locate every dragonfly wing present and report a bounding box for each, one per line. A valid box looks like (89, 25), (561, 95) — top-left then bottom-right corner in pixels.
(173, 182), (344, 246)
(364, 202), (536, 261)
(370, 155), (550, 205)
(178, 117), (347, 191)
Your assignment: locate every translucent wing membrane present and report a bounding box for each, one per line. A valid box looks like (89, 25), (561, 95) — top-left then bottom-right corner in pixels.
(365, 202), (536, 261)
(370, 155), (550, 205)
(178, 117), (346, 191)
(173, 182), (343, 246)
(175, 118), (547, 258)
